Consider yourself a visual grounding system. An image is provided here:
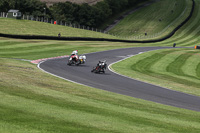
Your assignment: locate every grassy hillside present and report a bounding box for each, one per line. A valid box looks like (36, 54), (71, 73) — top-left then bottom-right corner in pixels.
(153, 0), (200, 46)
(109, 0), (192, 40)
(1, 0), (200, 132)
(0, 18), (116, 39)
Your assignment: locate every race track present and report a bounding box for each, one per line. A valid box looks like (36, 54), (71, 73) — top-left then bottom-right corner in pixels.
(39, 47), (200, 112)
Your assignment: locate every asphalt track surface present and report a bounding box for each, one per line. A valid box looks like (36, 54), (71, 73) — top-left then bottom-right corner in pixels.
(39, 47), (200, 112)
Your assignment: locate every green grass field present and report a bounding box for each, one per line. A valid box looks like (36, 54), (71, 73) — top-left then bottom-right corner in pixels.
(0, 37), (145, 60)
(0, 18), (117, 39)
(109, 0), (192, 40)
(1, 0), (200, 132)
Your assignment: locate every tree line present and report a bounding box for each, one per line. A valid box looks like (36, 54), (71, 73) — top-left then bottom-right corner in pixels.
(0, 0), (147, 28)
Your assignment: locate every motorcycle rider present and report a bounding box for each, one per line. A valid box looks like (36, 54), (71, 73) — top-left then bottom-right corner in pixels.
(70, 50), (79, 61)
(71, 50), (78, 56)
(91, 60), (107, 73)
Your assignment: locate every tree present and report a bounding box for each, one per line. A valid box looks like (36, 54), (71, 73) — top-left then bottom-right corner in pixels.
(0, 0), (47, 16)
(93, 1), (112, 26)
(0, 0), (15, 12)
(50, 2), (80, 23)
(105, 0), (128, 13)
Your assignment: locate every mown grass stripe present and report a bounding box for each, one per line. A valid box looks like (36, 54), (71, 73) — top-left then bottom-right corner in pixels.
(166, 52), (192, 76)
(139, 50), (200, 87)
(150, 49), (186, 74)
(196, 62), (200, 79)
(0, 41), (57, 49)
(130, 49), (200, 85)
(174, 29), (200, 45)
(1, 88), (200, 133)
(0, 105), (114, 133)
(0, 45), (91, 59)
(131, 50), (176, 74)
(0, 43), (68, 52)
(0, 41), (28, 47)
(166, 51), (200, 79)
(0, 92), (135, 133)
(181, 51), (200, 79)
(112, 48), (200, 95)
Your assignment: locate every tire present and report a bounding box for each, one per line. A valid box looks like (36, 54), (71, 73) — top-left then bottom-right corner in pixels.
(67, 60), (73, 66)
(67, 62), (71, 66)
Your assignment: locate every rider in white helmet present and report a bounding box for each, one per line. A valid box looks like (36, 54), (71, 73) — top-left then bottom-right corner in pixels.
(70, 50), (79, 61)
(71, 50), (78, 55)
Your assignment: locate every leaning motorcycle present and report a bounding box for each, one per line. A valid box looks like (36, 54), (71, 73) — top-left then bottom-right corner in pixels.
(91, 61), (107, 73)
(67, 55), (86, 66)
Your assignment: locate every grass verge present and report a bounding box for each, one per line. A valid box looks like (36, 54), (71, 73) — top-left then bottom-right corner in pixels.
(111, 48), (200, 96)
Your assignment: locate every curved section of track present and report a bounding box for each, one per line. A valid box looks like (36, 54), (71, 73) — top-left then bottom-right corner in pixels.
(39, 47), (200, 112)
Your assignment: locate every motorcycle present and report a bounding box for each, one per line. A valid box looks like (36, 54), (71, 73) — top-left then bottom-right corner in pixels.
(67, 55), (86, 66)
(91, 60), (107, 73)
